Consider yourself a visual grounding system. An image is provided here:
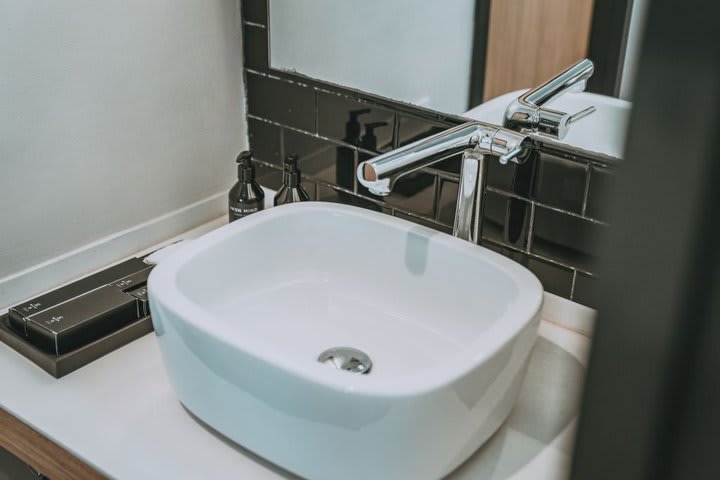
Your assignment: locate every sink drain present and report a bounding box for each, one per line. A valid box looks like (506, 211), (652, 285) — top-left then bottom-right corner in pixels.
(318, 347), (372, 374)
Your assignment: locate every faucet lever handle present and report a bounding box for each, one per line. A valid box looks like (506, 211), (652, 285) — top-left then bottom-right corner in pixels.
(498, 146), (524, 165)
(567, 106), (597, 125)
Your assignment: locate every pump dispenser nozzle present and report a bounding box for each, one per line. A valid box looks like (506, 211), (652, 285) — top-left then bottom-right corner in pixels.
(274, 154), (311, 205)
(283, 154), (301, 187)
(236, 151), (256, 182)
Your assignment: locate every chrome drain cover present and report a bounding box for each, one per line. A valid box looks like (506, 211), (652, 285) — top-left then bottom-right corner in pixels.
(318, 347), (372, 374)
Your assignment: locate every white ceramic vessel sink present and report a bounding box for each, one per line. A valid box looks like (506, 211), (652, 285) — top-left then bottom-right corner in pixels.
(466, 90), (631, 158)
(148, 202), (543, 480)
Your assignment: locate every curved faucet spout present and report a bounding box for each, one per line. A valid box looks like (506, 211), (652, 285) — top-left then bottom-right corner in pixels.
(504, 58), (596, 140)
(357, 121), (530, 196)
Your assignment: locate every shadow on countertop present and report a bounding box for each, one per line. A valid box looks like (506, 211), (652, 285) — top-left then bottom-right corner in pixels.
(182, 335), (584, 480)
(449, 337), (585, 479)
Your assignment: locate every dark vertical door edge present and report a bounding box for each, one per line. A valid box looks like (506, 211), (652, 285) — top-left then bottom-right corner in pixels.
(586, 0), (633, 96)
(570, 0), (720, 479)
(467, 0), (491, 109)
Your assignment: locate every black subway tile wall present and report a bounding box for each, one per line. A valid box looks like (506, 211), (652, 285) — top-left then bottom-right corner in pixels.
(534, 155), (588, 214)
(242, 0), (267, 24)
(317, 92), (395, 152)
(585, 166), (616, 222)
(241, 0), (619, 306)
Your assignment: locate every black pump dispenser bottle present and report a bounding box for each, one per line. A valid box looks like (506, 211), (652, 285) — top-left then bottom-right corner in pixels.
(274, 154), (310, 205)
(228, 151), (265, 222)
(361, 121), (389, 151)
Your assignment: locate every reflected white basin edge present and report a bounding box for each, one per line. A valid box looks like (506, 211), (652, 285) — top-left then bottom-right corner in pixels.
(466, 90), (631, 159)
(148, 202), (543, 480)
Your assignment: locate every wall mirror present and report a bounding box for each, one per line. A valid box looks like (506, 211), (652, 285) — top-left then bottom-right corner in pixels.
(267, 0), (646, 159)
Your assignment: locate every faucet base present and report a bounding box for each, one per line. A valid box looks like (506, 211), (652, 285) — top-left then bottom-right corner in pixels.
(453, 151), (488, 244)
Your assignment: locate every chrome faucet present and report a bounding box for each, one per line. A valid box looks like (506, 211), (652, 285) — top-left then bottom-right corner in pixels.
(357, 59), (598, 245)
(357, 121), (531, 244)
(504, 59), (596, 140)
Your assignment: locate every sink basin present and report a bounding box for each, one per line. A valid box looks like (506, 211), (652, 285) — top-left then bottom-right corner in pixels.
(466, 90), (631, 158)
(148, 202), (543, 480)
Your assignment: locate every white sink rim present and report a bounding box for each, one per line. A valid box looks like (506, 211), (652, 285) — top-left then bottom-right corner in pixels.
(149, 203), (543, 398)
(149, 202), (543, 480)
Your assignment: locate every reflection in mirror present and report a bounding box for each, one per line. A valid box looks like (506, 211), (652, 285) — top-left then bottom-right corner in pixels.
(268, 0), (648, 158)
(269, 0), (476, 114)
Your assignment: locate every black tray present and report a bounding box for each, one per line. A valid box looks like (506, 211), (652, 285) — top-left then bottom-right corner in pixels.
(0, 314), (153, 378)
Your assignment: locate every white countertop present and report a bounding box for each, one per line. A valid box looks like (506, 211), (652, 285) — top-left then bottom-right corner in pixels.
(0, 215), (592, 480)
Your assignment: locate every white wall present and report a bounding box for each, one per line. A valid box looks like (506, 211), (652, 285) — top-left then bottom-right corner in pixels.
(0, 1), (246, 298)
(269, 0), (476, 114)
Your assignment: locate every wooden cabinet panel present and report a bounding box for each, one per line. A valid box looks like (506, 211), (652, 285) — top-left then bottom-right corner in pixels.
(483, 0), (595, 100)
(0, 407), (106, 480)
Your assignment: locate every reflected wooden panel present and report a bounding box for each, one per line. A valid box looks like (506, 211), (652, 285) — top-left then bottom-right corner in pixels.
(483, 0), (595, 101)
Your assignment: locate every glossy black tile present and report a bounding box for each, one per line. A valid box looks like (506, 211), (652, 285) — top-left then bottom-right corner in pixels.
(526, 258), (574, 298)
(482, 190), (530, 249)
(509, 150), (538, 199)
(355, 149), (438, 215)
(573, 273), (601, 309)
(301, 179), (317, 200)
(283, 129), (346, 187)
(533, 153), (588, 214)
(491, 152), (538, 247)
(585, 166), (616, 222)
(531, 206), (606, 273)
(397, 115), (446, 148)
(241, 3), (617, 303)
(243, 24), (268, 70)
(383, 171), (437, 218)
(434, 154), (462, 176)
(317, 92), (395, 152)
(437, 179), (458, 226)
(246, 73), (315, 131)
(316, 184), (382, 212)
(242, 0), (267, 25)
(255, 163), (283, 190)
(483, 243), (528, 265)
(394, 211), (453, 235)
(486, 159), (517, 191)
(247, 118), (281, 166)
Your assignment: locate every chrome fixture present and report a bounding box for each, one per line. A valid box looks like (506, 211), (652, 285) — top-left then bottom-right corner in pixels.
(504, 59), (596, 140)
(357, 121), (531, 244)
(318, 347), (372, 374)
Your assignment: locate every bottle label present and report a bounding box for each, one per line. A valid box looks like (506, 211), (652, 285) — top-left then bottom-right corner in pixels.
(229, 203), (262, 221)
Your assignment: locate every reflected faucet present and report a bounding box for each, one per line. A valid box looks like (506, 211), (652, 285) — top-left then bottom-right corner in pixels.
(357, 121), (531, 244)
(504, 59), (596, 140)
(357, 59), (598, 245)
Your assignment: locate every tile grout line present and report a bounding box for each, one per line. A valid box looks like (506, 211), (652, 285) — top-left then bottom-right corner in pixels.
(242, 21), (267, 29)
(352, 149), (359, 194)
(253, 158), (596, 276)
(433, 176), (442, 222)
(481, 236), (596, 276)
(391, 113), (400, 150)
(279, 126), (286, 160)
(313, 89), (319, 135)
(526, 202), (536, 253)
(486, 185), (609, 225)
(581, 165), (593, 216)
(248, 114), (377, 156)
